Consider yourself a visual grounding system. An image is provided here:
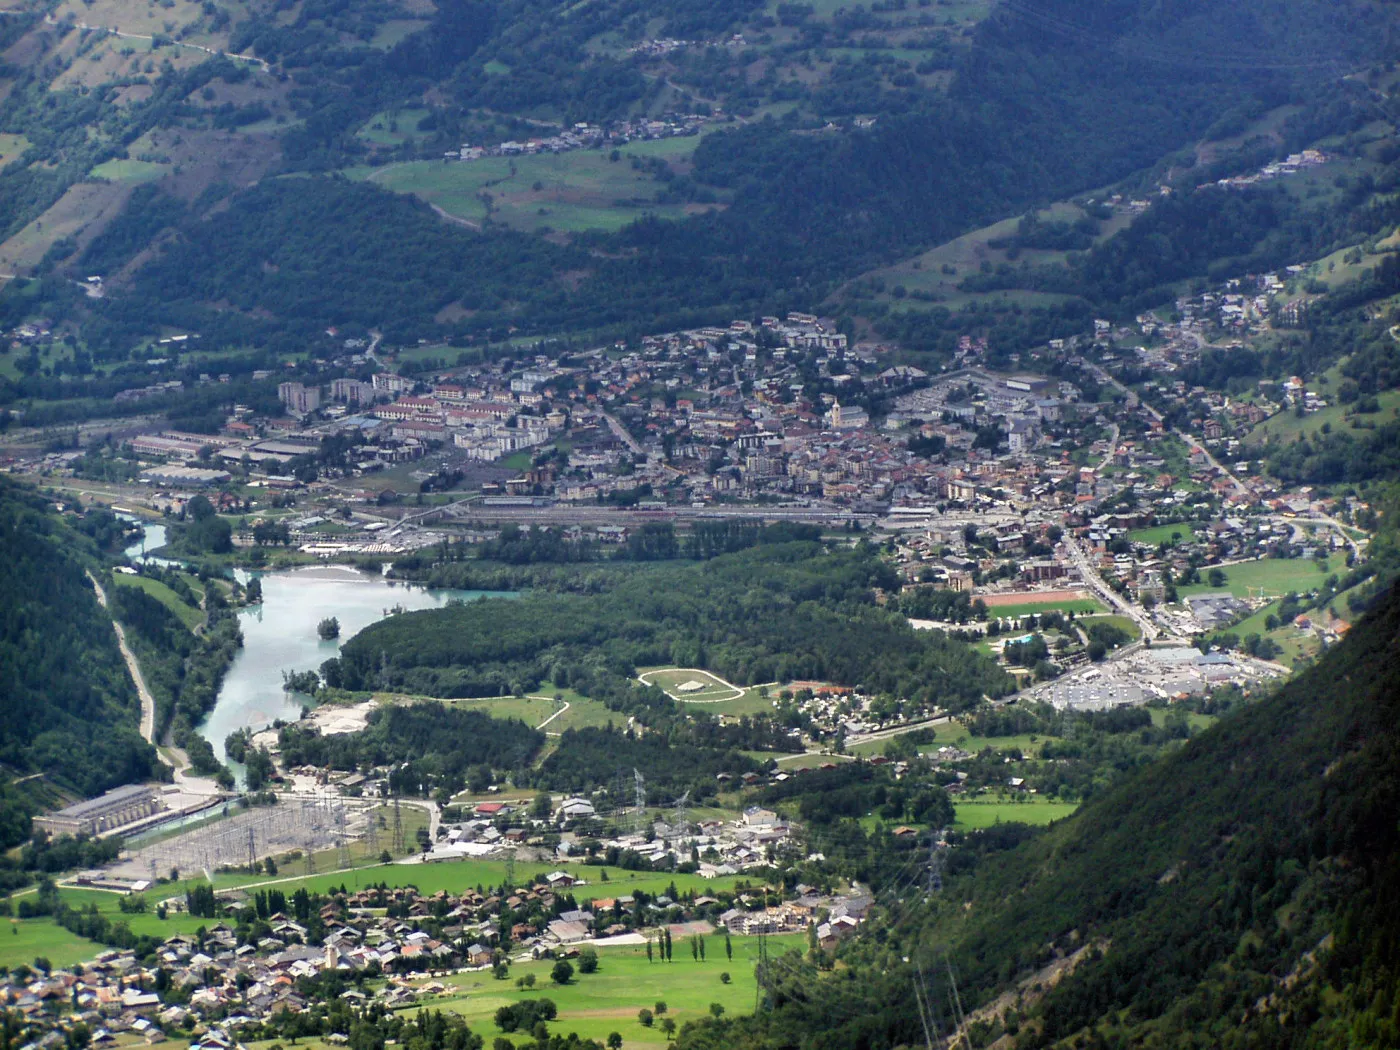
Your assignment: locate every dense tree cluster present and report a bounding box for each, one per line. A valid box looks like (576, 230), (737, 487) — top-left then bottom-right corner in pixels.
(277, 703), (545, 796)
(328, 543), (1012, 710)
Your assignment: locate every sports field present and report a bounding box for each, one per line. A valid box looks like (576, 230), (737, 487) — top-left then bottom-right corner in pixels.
(1179, 557), (1332, 600)
(638, 668), (745, 704)
(980, 591), (1105, 618)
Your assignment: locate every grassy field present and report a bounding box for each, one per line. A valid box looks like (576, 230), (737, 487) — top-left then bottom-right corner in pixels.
(351, 137), (717, 234)
(917, 720), (1045, 757)
(1146, 708), (1217, 733)
(1245, 388), (1400, 448)
(1180, 558), (1332, 600)
(953, 798), (1078, 829)
(696, 687), (779, 719)
(1127, 522), (1206, 546)
(0, 180), (131, 275)
(985, 598), (1105, 619)
(848, 720), (1050, 760)
(0, 886), (214, 972)
(0, 913), (98, 972)
(385, 685), (624, 735)
(198, 857), (761, 906)
(1078, 614), (1141, 641)
(770, 751), (851, 770)
(110, 571), (203, 629)
(0, 133), (31, 170)
(408, 933), (807, 1048)
(845, 198), (1133, 312)
(90, 158), (170, 183)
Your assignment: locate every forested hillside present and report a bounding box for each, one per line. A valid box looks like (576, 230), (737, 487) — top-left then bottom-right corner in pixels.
(326, 543), (1013, 709)
(0, 0), (1385, 358)
(0, 479), (161, 848)
(673, 583), (1400, 1050)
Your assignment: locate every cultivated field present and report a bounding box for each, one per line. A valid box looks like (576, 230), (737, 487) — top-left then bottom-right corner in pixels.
(409, 933), (807, 1049)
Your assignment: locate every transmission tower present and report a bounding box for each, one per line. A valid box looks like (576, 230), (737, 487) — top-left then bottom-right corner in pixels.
(633, 769), (646, 836)
(336, 805), (351, 869)
(503, 851), (516, 892)
(392, 794), (405, 853)
(672, 790), (690, 837)
(364, 806), (380, 856)
(612, 768), (630, 833)
(247, 826), (257, 871)
(304, 831), (317, 876)
(926, 834), (944, 897)
(754, 933), (771, 1013)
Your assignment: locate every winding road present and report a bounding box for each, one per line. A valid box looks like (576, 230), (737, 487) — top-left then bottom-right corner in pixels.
(44, 14), (270, 71)
(88, 571), (157, 746)
(88, 570), (220, 790)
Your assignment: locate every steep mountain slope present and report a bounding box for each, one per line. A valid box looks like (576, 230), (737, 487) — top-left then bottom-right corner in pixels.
(0, 479), (162, 847)
(677, 582), (1400, 1049)
(0, 0), (1389, 357)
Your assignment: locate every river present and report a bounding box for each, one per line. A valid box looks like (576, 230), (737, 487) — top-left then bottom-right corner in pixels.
(122, 519), (171, 564)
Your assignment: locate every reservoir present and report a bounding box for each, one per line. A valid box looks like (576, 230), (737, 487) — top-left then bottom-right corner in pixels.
(199, 565), (503, 763)
(121, 517), (509, 764)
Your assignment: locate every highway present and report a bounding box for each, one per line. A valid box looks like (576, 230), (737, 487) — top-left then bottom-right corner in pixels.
(1060, 533), (1166, 642)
